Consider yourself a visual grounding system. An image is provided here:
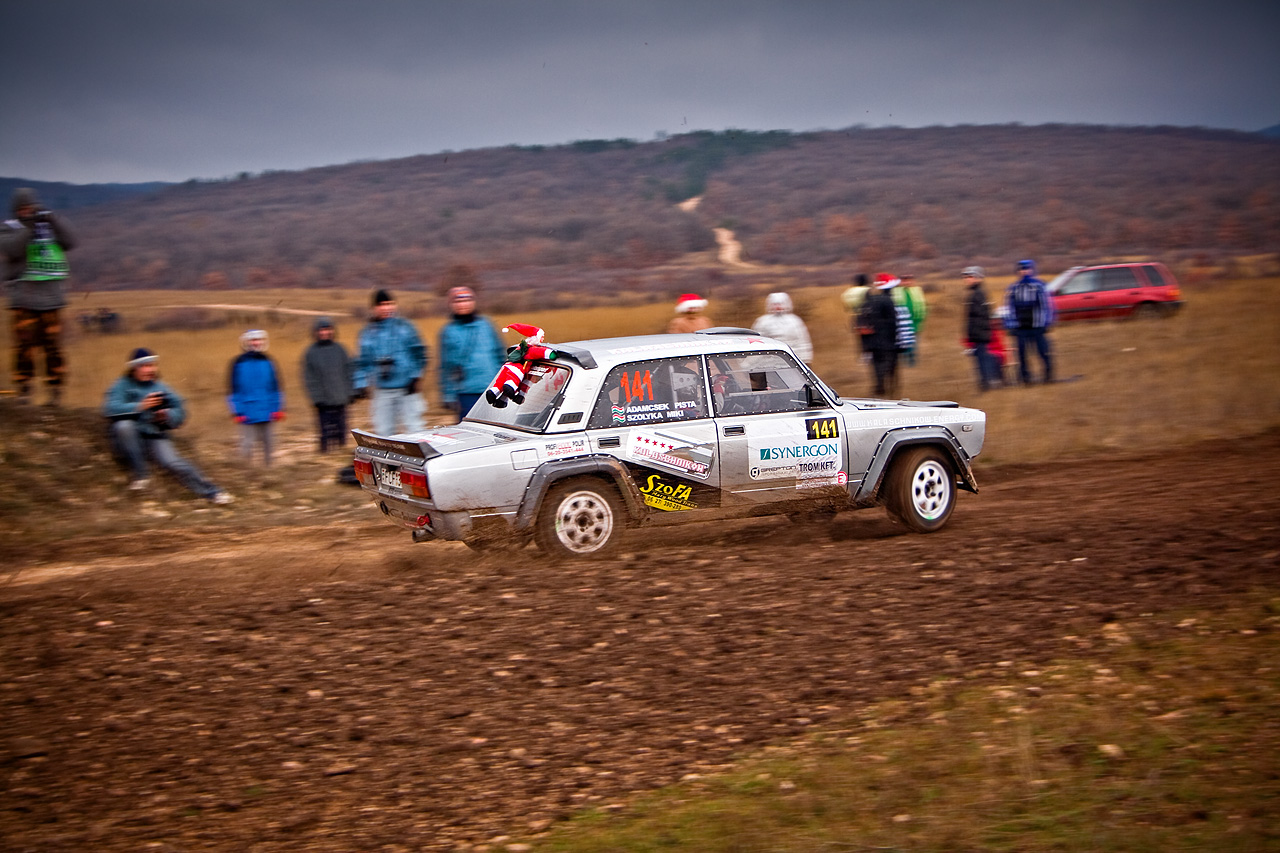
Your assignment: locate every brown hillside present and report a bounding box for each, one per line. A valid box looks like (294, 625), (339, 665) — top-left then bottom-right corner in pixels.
(63, 125), (1280, 299)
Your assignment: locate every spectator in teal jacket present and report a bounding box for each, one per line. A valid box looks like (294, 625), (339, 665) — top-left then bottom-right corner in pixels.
(437, 286), (505, 421)
(102, 348), (231, 503)
(353, 290), (428, 435)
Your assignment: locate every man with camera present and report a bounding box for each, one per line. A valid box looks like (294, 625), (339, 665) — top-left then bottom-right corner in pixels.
(102, 348), (232, 504)
(353, 289), (428, 436)
(2, 188), (77, 405)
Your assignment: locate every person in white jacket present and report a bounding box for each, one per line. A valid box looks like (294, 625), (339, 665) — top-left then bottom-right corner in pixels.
(751, 292), (813, 363)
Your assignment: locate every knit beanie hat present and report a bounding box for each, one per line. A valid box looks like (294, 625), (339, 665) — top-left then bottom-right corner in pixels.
(675, 293), (708, 313)
(962, 265), (985, 279)
(126, 347), (157, 369)
(372, 289), (394, 306)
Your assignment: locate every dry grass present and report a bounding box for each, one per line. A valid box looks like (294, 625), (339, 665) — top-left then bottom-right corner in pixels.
(11, 276), (1278, 468)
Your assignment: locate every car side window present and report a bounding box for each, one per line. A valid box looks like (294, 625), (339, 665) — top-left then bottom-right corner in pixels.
(587, 357), (708, 429)
(708, 351), (813, 416)
(1059, 270), (1100, 295)
(1142, 265), (1166, 287)
(1100, 267), (1139, 290)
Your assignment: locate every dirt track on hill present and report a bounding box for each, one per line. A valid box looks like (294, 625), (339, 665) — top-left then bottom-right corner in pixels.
(3, 432), (1279, 851)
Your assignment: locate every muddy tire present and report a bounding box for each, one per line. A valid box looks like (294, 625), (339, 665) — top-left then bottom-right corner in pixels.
(534, 478), (626, 559)
(885, 447), (955, 533)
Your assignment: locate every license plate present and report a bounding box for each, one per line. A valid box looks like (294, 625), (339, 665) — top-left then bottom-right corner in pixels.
(378, 465), (401, 490)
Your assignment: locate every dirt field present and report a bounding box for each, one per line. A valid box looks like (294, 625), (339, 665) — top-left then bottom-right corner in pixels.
(2, 430), (1278, 852)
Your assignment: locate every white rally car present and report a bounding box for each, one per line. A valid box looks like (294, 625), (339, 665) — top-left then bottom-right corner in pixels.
(353, 329), (985, 558)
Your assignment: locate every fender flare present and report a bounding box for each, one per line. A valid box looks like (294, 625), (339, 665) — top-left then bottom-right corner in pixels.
(852, 426), (978, 506)
(513, 455), (646, 532)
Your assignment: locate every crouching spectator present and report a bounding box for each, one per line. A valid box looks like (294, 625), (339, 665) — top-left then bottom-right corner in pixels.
(102, 348), (232, 504)
(302, 316), (353, 452)
(227, 329), (284, 466)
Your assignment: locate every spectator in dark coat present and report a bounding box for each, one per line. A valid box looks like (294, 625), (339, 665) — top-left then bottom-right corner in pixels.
(302, 316), (353, 452)
(227, 329), (284, 466)
(961, 266), (1001, 391)
(858, 273), (903, 397)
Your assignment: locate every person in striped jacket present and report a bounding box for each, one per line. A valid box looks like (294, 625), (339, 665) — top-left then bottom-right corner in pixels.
(1003, 259), (1055, 385)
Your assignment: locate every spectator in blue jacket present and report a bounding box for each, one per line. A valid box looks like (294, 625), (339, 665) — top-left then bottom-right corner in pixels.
(1004, 259), (1055, 384)
(353, 290), (428, 435)
(103, 348), (231, 503)
(227, 329), (285, 466)
(438, 286), (505, 421)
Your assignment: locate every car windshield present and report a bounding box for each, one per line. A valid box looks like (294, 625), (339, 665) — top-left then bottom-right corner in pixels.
(464, 362), (572, 433)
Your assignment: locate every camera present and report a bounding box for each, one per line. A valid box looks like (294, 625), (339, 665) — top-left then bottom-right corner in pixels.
(377, 357), (394, 381)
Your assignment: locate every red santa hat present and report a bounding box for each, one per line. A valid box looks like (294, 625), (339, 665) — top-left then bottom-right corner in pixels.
(675, 293), (708, 313)
(874, 273), (900, 290)
(502, 322), (545, 343)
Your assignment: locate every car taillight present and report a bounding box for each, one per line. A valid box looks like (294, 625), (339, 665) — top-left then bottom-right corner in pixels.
(353, 458), (376, 486)
(401, 470), (430, 498)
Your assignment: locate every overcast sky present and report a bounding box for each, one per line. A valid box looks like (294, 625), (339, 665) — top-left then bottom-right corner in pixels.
(4, 0), (1278, 184)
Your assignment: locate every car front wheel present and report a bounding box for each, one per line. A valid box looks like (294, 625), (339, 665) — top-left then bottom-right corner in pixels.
(534, 478), (625, 559)
(885, 447), (955, 533)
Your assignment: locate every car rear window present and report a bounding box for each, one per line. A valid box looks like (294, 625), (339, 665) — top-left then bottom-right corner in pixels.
(465, 362), (572, 432)
(1142, 265), (1166, 287)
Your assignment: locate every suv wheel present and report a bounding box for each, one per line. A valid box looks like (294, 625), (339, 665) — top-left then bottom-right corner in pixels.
(885, 447), (955, 533)
(534, 477), (625, 559)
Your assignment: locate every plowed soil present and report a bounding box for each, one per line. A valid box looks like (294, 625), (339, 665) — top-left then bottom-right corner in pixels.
(3, 431), (1279, 852)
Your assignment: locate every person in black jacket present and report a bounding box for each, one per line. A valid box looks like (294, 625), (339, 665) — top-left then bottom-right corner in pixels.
(961, 266), (1001, 392)
(301, 316), (354, 452)
(857, 273), (903, 398)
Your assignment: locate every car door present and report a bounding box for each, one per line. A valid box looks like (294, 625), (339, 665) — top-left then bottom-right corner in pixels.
(1053, 269), (1104, 320)
(708, 351), (846, 507)
(585, 355), (722, 515)
(1097, 266), (1143, 317)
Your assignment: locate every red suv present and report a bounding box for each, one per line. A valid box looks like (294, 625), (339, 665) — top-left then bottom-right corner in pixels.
(1046, 262), (1184, 321)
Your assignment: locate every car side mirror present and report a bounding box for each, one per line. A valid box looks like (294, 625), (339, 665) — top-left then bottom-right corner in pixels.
(804, 384), (826, 408)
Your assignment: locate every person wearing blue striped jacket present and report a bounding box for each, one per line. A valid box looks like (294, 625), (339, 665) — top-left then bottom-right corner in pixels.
(1004, 259), (1055, 384)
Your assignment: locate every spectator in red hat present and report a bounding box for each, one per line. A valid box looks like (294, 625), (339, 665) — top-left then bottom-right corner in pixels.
(666, 293), (714, 334)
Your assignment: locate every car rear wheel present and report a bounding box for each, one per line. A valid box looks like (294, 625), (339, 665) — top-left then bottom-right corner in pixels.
(885, 447), (955, 533)
(534, 478), (625, 559)
(1132, 302), (1163, 320)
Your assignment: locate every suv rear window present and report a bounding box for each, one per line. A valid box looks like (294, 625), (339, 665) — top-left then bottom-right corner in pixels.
(1142, 265), (1166, 287)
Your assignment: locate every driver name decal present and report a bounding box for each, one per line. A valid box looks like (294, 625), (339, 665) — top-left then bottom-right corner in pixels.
(625, 429), (713, 479)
